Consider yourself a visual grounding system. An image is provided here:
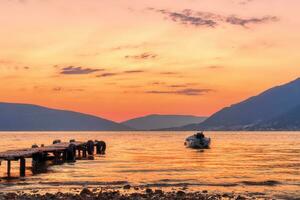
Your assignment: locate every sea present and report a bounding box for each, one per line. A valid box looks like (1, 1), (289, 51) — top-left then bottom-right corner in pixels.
(0, 132), (299, 199)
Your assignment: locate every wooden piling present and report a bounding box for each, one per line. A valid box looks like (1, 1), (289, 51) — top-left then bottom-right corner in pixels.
(82, 147), (87, 158)
(62, 150), (67, 161)
(53, 151), (60, 163)
(87, 140), (94, 155)
(20, 157), (26, 177)
(96, 141), (106, 154)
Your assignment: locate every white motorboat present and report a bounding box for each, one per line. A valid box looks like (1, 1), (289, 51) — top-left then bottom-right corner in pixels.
(184, 132), (211, 149)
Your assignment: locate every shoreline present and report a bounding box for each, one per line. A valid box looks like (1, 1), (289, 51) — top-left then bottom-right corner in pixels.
(0, 187), (276, 200)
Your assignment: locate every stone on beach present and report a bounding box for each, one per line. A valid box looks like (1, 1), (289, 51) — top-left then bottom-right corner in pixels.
(123, 184), (131, 190)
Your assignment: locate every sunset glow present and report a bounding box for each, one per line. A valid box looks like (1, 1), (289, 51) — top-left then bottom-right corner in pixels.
(1, 0), (300, 121)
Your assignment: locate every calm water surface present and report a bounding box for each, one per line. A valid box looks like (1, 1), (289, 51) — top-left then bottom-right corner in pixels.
(0, 132), (299, 199)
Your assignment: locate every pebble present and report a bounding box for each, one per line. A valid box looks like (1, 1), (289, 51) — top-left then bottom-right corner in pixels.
(80, 188), (93, 196)
(123, 184), (131, 190)
(155, 189), (163, 194)
(177, 190), (186, 196)
(236, 195), (247, 200)
(145, 188), (153, 194)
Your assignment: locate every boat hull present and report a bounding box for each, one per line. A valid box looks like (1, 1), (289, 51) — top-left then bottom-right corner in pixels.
(184, 137), (211, 149)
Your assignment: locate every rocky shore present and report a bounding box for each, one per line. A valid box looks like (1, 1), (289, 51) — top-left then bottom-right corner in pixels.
(0, 187), (270, 200)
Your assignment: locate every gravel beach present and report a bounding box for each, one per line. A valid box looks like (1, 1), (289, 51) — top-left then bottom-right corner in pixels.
(0, 187), (272, 200)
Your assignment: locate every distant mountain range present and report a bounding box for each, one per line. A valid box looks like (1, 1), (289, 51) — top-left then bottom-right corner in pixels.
(0, 102), (131, 131)
(121, 114), (207, 130)
(1, 77), (300, 131)
(167, 78), (300, 131)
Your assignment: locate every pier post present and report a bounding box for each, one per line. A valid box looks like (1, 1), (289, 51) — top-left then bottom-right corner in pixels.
(78, 149), (81, 157)
(66, 144), (76, 162)
(87, 140), (94, 155)
(32, 152), (48, 174)
(53, 151), (60, 163)
(96, 141), (106, 154)
(7, 160), (11, 177)
(62, 150), (67, 162)
(82, 146), (87, 158)
(20, 157), (26, 177)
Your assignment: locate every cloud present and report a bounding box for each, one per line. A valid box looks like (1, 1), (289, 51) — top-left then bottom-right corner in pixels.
(60, 66), (103, 75)
(125, 52), (157, 60)
(146, 88), (213, 96)
(149, 8), (217, 28)
(96, 70), (145, 78)
(52, 87), (84, 92)
(226, 16), (279, 27)
(168, 84), (188, 88)
(123, 70), (145, 74)
(206, 65), (224, 70)
(160, 72), (179, 75)
(149, 8), (278, 28)
(111, 44), (142, 51)
(151, 81), (165, 85)
(238, 0), (254, 5)
(96, 73), (119, 77)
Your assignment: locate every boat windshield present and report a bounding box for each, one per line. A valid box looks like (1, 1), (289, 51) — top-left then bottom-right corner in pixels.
(195, 132), (204, 139)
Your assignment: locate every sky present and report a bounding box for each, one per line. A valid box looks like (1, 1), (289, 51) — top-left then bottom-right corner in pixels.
(0, 0), (300, 122)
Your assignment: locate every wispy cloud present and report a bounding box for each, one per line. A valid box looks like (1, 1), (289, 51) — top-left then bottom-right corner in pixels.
(149, 8), (278, 28)
(111, 44), (142, 51)
(226, 15), (278, 27)
(149, 8), (217, 28)
(52, 87), (84, 92)
(168, 84), (188, 88)
(125, 52), (157, 60)
(160, 72), (180, 75)
(206, 65), (224, 70)
(123, 70), (145, 74)
(60, 66), (103, 75)
(151, 81), (166, 85)
(238, 0), (254, 5)
(146, 88), (213, 96)
(96, 73), (119, 77)
(96, 70), (145, 78)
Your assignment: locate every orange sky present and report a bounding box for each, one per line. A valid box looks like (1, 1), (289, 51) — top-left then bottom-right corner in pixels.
(0, 0), (300, 122)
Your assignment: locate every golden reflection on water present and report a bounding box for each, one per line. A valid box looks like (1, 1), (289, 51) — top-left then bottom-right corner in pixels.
(0, 131), (299, 198)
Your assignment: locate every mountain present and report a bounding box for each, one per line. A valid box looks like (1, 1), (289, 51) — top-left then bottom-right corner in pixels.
(253, 104), (300, 130)
(173, 78), (300, 131)
(121, 114), (207, 130)
(0, 102), (131, 131)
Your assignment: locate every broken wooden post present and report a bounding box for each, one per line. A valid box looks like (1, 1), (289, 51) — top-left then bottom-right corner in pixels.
(62, 150), (67, 161)
(82, 146), (87, 158)
(20, 157), (26, 177)
(86, 140), (94, 155)
(96, 141), (106, 154)
(53, 151), (61, 163)
(66, 144), (76, 162)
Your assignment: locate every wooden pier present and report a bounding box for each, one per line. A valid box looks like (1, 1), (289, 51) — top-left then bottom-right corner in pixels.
(0, 139), (106, 177)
